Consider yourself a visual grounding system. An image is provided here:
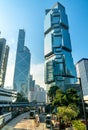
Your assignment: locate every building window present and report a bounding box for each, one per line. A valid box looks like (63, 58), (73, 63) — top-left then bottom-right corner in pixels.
(52, 34), (62, 47)
(51, 15), (60, 25)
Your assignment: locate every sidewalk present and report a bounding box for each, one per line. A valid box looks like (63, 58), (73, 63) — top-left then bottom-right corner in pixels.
(1, 112), (30, 130)
(35, 123), (49, 130)
(1, 112), (49, 130)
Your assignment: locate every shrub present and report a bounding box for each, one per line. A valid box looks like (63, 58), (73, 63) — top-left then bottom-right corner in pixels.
(72, 120), (86, 130)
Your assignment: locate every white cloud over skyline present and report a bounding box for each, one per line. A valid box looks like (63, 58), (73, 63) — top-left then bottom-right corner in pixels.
(5, 62), (45, 89)
(5, 42), (45, 90)
(5, 62), (15, 89)
(30, 63), (45, 88)
(4, 37), (45, 90)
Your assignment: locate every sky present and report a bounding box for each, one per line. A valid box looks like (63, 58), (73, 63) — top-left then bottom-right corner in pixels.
(0, 0), (88, 89)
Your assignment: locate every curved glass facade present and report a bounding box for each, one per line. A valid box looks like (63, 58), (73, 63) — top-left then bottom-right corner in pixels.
(13, 29), (31, 99)
(44, 2), (77, 91)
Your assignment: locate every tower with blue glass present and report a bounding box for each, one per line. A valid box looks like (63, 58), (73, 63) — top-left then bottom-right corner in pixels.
(44, 2), (77, 92)
(13, 29), (31, 99)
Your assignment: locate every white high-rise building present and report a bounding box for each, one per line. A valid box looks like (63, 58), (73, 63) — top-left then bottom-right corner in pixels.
(0, 38), (9, 87)
(76, 58), (88, 96)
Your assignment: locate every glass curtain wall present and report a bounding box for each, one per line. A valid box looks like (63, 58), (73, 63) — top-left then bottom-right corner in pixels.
(44, 2), (77, 92)
(13, 29), (31, 99)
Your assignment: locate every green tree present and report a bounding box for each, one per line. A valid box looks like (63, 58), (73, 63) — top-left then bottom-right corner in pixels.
(72, 120), (86, 130)
(52, 89), (68, 106)
(57, 105), (79, 127)
(66, 88), (80, 105)
(16, 92), (29, 102)
(48, 85), (59, 102)
(47, 86), (82, 129)
(68, 103), (79, 115)
(49, 87), (80, 107)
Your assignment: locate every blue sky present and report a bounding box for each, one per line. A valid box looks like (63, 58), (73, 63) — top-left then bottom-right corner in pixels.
(0, 0), (88, 88)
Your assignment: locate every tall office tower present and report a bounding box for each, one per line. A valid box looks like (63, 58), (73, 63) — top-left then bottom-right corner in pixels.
(76, 58), (88, 96)
(0, 38), (9, 87)
(29, 75), (35, 91)
(44, 2), (77, 92)
(13, 29), (31, 99)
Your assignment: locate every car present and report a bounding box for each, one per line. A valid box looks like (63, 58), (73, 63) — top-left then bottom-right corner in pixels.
(29, 110), (36, 119)
(45, 114), (52, 128)
(45, 114), (51, 120)
(46, 120), (52, 128)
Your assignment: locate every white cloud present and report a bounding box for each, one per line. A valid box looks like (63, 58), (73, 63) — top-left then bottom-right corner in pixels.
(7, 38), (16, 46)
(5, 63), (14, 89)
(5, 38), (46, 90)
(5, 56), (46, 90)
(30, 63), (46, 89)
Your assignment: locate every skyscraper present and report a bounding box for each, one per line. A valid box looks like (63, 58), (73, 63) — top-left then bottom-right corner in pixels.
(0, 38), (9, 87)
(76, 58), (88, 96)
(44, 2), (76, 92)
(13, 29), (31, 99)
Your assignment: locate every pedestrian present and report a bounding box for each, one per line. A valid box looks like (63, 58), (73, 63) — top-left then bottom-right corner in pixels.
(35, 114), (40, 127)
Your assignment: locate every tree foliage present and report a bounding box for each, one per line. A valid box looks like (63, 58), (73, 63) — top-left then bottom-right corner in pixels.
(57, 105), (79, 127)
(51, 87), (80, 107)
(48, 85), (59, 102)
(66, 88), (80, 105)
(72, 120), (86, 130)
(52, 89), (68, 106)
(16, 92), (29, 102)
(48, 86), (82, 129)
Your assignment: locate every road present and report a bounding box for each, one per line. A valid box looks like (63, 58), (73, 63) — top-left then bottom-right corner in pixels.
(1, 112), (50, 130)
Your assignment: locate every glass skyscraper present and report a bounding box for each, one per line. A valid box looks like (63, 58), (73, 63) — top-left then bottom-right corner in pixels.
(13, 29), (31, 99)
(0, 38), (9, 87)
(44, 2), (77, 92)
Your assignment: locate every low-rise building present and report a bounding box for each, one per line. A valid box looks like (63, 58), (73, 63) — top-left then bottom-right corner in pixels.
(0, 87), (17, 103)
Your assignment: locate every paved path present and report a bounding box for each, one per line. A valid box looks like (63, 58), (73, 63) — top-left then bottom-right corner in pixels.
(36, 123), (49, 130)
(1, 112), (30, 130)
(15, 118), (36, 130)
(1, 112), (49, 130)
